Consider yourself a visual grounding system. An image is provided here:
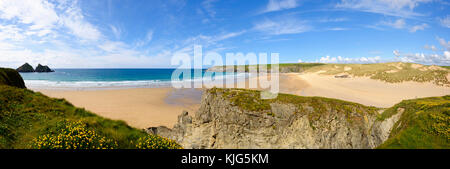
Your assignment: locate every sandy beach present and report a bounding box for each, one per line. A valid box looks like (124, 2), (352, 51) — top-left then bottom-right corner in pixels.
(37, 88), (202, 129)
(278, 73), (450, 108)
(34, 72), (449, 129)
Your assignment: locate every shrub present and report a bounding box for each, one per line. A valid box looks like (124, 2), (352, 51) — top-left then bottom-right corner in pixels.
(134, 135), (182, 149)
(30, 120), (118, 149)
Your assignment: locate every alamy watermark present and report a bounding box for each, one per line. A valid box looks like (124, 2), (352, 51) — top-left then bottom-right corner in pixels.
(170, 45), (279, 99)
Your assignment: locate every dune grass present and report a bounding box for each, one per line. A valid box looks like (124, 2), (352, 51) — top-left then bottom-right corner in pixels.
(304, 62), (450, 86)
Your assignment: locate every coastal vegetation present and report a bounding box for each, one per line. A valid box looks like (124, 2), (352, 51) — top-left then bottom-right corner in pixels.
(208, 62), (450, 86)
(304, 62), (450, 86)
(204, 88), (449, 148)
(0, 68), (181, 149)
(377, 95), (450, 149)
(207, 63), (325, 73)
(209, 87), (379, 124)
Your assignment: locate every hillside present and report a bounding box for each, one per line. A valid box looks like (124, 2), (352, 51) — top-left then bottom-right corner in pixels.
(149, 88), (386, 148)
(0, 68), (26, 88)
(377, 95), (449, 149)
(0, 68), (181, 149)
(149, 88), (449, 149)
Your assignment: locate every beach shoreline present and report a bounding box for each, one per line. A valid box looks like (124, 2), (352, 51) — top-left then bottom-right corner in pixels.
(31, 72), (450, 129)
(36, 87), (202, 129)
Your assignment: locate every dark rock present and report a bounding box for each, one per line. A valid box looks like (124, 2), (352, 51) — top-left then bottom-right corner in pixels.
(35, 64), (54, 72)
(0, 68), (26, 88)
(16, 63), (34, 72)
(334, 75), (350, 78)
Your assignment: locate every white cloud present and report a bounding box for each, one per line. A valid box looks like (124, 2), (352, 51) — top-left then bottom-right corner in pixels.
(381, 19), (406, 29)
(0, 0), (102, 41)
(58, 1), (102, 41)
(318, 17), (349, 23)
(439, 15), (450, 28)
(254, 18), (311, 35)
(136, 30), (154, 47)
(409, 23), (428, 32)
(424, 45), (438, 51)
(336, 0), (432, 18)
(263, 0), (300, 13)
(393, 37), (450, 65)
(110, 25), (122, 39)
(0, 0), (59, 30)
(375, 19), (428, 32)
(315, 55), (381, 64)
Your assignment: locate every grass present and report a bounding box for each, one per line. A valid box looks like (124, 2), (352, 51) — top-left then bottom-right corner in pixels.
(377, 95), (450, 149)
(0, 68), (26, 88)
(209, 63), (325, 72)
(304, 62), (450, 86)
(209, 88), (379, 126)
(0, 81), (181, 149)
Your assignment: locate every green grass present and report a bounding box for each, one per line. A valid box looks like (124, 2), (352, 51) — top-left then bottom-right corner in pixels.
(209, 63), (325, 72)
(377, 95), (450, 149)
(0, 68), (26, 88)
(304, 62), (450, 86)
(209, 88), (379, 126)
(0, 85), (181, 149)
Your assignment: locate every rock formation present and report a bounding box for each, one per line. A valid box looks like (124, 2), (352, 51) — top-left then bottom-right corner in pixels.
(35, 64), (54, 72)
(147, 88), (400, 149)
(16, 63), (35, 72)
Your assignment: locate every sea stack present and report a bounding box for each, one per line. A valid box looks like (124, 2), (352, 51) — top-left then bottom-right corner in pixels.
(35, 64), (54, 72)
(16, 63), (35, 72)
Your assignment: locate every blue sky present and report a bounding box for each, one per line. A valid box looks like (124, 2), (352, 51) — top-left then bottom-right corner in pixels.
(0, 0), (449, 68)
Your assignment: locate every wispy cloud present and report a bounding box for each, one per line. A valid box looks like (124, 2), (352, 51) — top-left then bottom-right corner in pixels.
(381, 19), (406, 29)
(409, 23), (428, 32)
(372, 18), (428, 32)
(253, 17), (311, 35)
(439, 15), (450, 28)
(261, 0), (300, 13)
(335, 0), (432, 18)
(136, 30), (154, 47)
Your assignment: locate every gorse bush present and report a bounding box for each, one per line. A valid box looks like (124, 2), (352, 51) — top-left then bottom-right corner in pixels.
(377, 95), (450, 149)
(0, 69), (182, 149)
(135, 135), (182, 149)
(30, 121), (118, 149)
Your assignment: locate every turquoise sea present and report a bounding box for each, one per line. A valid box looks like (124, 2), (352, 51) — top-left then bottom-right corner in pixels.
(20, 69), (242, 89)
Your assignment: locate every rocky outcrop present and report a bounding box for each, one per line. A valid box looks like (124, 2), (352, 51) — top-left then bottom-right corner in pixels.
(35, 64), (54, 72)
(0, 68), (26, 88)
(147, 88), (399, 149)
(16, 63), (35, 72)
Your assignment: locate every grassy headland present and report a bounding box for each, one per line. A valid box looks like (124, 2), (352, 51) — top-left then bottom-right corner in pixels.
(0, 68), (181, 149)
(377, 95), (450, 149)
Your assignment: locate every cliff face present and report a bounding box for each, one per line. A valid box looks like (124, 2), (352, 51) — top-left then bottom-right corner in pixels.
(0, 68), (26, 88)
(148, 88), (399, 149)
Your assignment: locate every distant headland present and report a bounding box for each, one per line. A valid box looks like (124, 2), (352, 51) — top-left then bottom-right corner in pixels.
(16, 63), (54, 73)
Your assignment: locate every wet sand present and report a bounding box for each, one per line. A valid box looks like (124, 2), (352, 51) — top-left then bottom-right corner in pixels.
(37, 88), (202, 129)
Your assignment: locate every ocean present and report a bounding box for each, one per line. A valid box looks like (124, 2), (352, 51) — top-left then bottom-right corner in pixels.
(20, 69), (243, 89)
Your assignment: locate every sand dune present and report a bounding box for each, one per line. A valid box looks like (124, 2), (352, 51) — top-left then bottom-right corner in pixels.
(281, 73), (450, 108)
